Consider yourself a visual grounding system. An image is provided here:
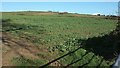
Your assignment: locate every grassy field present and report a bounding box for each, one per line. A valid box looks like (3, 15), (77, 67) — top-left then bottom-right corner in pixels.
(2, 12), (118, 67)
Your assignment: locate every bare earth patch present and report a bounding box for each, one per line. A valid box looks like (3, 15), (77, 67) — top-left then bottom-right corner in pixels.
(2, 32), (50, 66)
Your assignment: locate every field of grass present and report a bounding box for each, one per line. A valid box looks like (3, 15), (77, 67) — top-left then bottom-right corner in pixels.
(2, 12), (118, 67)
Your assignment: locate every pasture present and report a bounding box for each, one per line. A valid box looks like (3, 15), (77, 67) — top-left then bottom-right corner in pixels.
(2, 11), (118, 67)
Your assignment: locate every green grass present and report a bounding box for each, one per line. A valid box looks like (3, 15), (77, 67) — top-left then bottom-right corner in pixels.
(12, 56), (48, 66)
(2, 12), (117, 45)
(2, 12), (117, 66)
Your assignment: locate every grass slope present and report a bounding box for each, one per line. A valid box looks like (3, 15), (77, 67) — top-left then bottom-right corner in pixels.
(2, 12), (117, 66)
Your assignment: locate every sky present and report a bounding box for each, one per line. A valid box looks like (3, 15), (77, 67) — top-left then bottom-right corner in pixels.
(1, 2), (118, 15)
(1, 0), (119, 2)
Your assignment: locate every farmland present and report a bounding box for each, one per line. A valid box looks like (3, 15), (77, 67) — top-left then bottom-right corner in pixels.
(1, 11), (118, 67)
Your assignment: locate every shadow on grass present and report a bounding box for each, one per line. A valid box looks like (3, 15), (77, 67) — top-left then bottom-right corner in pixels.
(78, 20), (120, 60)
(2, 19), (31, 32)
(40, 46), (83, 68)
(41, 17), (120, 67)
(65, 51), (91, 67)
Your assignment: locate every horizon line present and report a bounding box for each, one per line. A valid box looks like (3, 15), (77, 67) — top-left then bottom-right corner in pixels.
(1, 10), (118, 16)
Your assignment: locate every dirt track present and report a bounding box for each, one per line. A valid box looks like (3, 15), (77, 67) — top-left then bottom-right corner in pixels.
(2, 32), (48, 66)
(2, 32), (62, 66)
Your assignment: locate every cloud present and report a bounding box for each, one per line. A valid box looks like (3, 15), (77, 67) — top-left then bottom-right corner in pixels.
(92, 13), (102, 15)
